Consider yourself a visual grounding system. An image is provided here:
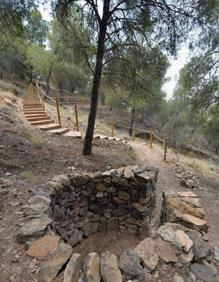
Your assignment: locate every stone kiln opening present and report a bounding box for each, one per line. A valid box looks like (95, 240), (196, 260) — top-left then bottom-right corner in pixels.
(50, 165), (159, 247)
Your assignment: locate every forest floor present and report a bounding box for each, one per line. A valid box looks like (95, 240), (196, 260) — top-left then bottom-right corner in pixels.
(0, 87), (218, 282)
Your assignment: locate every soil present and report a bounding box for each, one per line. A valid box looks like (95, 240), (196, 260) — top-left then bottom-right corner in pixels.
(0, 91), (218, 282)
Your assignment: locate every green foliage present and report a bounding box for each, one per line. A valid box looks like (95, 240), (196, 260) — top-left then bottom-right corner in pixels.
(26, 9), (48, 46)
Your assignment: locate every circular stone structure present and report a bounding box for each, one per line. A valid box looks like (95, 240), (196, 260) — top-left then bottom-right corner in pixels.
(50, 165), (159, 246)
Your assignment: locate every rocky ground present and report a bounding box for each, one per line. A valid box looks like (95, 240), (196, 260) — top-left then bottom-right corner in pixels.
(0, 89), (219, 282)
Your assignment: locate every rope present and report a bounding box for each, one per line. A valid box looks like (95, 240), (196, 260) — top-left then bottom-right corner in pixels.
(153, 132), (165, 143)
(36, 83), (56, 103)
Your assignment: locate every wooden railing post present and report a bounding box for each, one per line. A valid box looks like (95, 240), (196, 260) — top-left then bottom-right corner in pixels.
(28, 83), (33, 98)
(74, 104), (79, 132)
(111, 119), (115, 137)
(164, 137), (167, 161)
(132, 125), (135, 142)
(56, 96), (61, 127)
(150, 129), (153, 148)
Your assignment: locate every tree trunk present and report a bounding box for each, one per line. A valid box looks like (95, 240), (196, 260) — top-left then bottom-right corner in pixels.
(83, 8), (109, 155)
(140, 108), (144, 123)
(129, 106), (135, 135)
(46, 64), (53, 96)
(59, 81), (63, 96)
(0, 70), (3, 79)
(29, 66), (33, 83)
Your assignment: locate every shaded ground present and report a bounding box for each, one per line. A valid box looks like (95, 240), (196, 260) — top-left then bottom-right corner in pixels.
(0, 89), (218, 282)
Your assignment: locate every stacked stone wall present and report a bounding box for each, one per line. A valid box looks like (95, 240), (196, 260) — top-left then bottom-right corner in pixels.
(50, 165), (159, 246)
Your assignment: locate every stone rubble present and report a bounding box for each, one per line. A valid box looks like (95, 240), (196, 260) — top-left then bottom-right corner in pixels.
(175, 162), (199, 189)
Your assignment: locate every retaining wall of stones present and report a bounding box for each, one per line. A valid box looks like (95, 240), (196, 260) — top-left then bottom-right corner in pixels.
(49, 165), (159, 246)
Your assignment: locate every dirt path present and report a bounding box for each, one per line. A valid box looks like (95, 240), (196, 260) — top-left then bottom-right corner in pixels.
(131, 140), (219, 246)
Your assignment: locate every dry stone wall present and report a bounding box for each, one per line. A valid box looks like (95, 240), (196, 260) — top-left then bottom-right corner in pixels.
(49, 165), (159, 246)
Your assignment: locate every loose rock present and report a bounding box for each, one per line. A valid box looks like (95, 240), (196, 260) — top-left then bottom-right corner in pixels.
(119, 249), (142, 278)
(101, 251), (122, 282)
(39, 241), (72, 282)
(64, 253), (82, 282)
(26, 235), (59, 259)
(155, 238), (177, 263)
(85, 252), (101, 282)
(135, 238), (159, 272)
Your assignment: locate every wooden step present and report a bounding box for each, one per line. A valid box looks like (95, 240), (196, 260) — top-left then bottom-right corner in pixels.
(49, 128), (69, 135)
(40, 123), (61, 131)
(63, 130), (82, 138)
(30, 119), (53, 126)
(23, 106), (43, 110)
(23, 110), (46, 115)
(23, 102), (41, 105)
(24, 113), (47, 118)
(26, 116), (50, 122)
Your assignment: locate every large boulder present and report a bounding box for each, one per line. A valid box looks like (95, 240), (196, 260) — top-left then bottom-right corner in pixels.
(26, 235), (60, 259)
(119, 249), (142, 279)
(135, 238), (159, 272)
(16, 216), (52, 243)
(64, 253), (83, 282)
(84, 252), (101, 282)
(101, 251), (122, 282)
(39, 241), (72, 282)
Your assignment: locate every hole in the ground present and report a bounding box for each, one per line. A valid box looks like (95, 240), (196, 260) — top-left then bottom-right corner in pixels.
(50, 165), (158, 254)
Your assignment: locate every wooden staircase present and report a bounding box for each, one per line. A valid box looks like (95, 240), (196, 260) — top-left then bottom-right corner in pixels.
(23, 99), (69, 135)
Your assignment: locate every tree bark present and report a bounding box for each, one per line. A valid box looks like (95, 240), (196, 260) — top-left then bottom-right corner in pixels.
(46, 63), (53, 96)
(59, 81), (63, 96)
(129, 106), (135, 135)
(83, 5), (109, 155)
(29, 65), (33, 83)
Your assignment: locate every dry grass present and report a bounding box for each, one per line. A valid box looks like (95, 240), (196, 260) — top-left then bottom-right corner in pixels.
(0, 90), (17, 106)
(179, 153), (219, 180)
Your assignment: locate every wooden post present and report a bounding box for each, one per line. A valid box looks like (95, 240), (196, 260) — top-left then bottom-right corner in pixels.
(111, 119), (115, 137)
(132, 126), (135, 142)
(164, 137), (167, 161)
(150, 129), (153, 148)
(28, 83), (33, 98)
(56, 96), (61, 127)
(74, 104), (79, 132)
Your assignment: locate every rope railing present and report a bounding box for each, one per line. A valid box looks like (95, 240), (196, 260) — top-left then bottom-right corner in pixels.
(34, 83), (168, 160)
(112, 118), (168, 161)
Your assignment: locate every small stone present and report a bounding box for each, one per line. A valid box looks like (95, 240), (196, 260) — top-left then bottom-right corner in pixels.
(118, 191), (130, 201)
(177, 191), (198, 198)
(213, 246), (219, 262)
(123, 166), (134, 179)
(135, 238), (159, 272)
(16, 217), (52, 243)
(188, 230), (211, 261)
(68, 229), (83, 246)
(101, 251), (122, 282)
(85, 252), (101, 282)
(181, 214), (208, 232)
(119, 249), (142, 278)
(39, 241), (72, 282)
(96, 192), (104, 198)
(64, 253), (83, 282)
(180, 250), (193, 263)
(190, 263), (215, 282)
(26, 235), (60, 259)
(175, 230), (191, 248)
(96, 183), (106, 192)
(173, 273), (184, 282)
(155, 238), (177, 263)
(132, 203), (145, 213)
